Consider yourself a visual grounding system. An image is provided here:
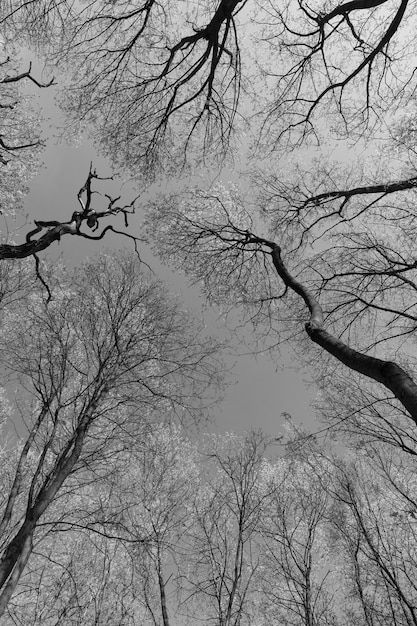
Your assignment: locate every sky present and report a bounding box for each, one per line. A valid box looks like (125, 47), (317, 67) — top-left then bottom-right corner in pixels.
(16, 55), (317, 439)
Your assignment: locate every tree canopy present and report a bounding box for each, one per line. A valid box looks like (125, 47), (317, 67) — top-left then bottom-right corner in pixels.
(1, 0), (417, 621)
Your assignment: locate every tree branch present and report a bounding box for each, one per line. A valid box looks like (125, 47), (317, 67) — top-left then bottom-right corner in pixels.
(0, 167), (141, 261)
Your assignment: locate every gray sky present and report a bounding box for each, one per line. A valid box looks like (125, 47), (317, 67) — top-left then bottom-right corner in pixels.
(18, 60), (317, 438)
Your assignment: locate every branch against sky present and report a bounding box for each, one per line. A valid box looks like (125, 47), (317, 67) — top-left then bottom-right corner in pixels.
(177, 431), (271, 624)
(0, 52), (51, 157)
(0, 165), (143, 267)
(330, 449), (417, 624)
(3, 0), (417, 168)
(2, 423), (199, 624)
(254, 0), (417, 145)
(256, 447), (336, 625)
(0, 42), (146, 279)
(146, 186), (417, 429)
(117, 424), (200, 626)
(0, 52), (47, 218)
(4, 0), (417, 444)
(1, 1), (417, 619)
(3, 421), (417, 624)
(1, 0), (246, 175)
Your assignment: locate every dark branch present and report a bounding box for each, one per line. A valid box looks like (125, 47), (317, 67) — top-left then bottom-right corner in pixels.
(1, 61), (55, 88)
(183, 209), (417, 423)
(317, 0), (389, 26)
(0, 168), (141, 261)
(303, 176), (417, 208)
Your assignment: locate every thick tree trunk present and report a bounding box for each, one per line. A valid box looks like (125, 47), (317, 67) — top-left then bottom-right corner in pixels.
(269, 243), (417, 424)
(0, 534), (33, 617)
(0, 230), (62, 259)
(0, 409), (94, 617)
(305, 325), (417, 421)
(157, 559), (171, 626)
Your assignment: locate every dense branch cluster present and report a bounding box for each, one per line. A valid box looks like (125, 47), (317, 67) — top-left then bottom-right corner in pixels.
(258, 0), (415, 143)
(0, 253), (223, 616)
(1, 0), (244, 173)
(2, 428), (417, 625)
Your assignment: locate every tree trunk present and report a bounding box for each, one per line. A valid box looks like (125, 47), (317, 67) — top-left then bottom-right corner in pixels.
(269, 243), (417, 424)
(0, 417), (92, 617)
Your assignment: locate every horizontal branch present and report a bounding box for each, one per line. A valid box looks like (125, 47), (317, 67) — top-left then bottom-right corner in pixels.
(318, 0), (389, 26)
(304, 176), (417, 207)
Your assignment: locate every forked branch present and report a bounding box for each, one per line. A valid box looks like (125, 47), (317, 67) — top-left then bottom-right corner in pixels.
(0, 166), (142, 261)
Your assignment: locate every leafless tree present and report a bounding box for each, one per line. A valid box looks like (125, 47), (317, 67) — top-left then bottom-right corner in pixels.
(330, 449), (417, 625)
(177, 431), (271, 625)
(0, 251), (223, 617)
(256, 449), (337, 626)
(254, 0), (415, 144)
(1, 0), (245, 173)
(145, 186), (417, 441)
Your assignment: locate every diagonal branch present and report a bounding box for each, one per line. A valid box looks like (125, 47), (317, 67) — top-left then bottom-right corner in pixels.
(268, 239), (417, 424)
(191, 214), (417, 424)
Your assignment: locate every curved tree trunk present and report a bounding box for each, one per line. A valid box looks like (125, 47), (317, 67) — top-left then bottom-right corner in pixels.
(268, 242), (417, 424)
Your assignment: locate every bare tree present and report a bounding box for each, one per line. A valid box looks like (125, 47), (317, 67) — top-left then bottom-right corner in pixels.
(253, 0), (415, 144)
(2, 523), (146, 625)
(3, 0), (416, 161)
(1, 0), (244, 173)
(1, 0), (417, 445)
(1, 424), (194, 625)
(0, 251), (223, 617)
(1, 164), (141, 264)
(144, 186), (417, 438)
(256, 446), (337, 626)
(177, 431), (271, 625)
(330, 448), (417, 625)
(114, 424), (200, 626)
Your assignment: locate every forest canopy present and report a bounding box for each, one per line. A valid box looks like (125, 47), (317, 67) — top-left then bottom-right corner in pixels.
(0, 0), (417, 623)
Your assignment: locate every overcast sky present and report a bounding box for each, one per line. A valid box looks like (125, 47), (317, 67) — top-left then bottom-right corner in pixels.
(18, 59), (317, 439)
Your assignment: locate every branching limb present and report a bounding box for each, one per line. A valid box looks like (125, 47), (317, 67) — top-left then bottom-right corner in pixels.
(171, 199), (417, 422)
(1, 61), (55, 88)
(302, 176), (417, 209)
(306, 0), (409, 119)
(38, 0), (243, 166)
(259, 170), (417, 251)
(0, 55), (53, 159)
(0, 167), (142, 262)
(267, 0), (410, 136)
